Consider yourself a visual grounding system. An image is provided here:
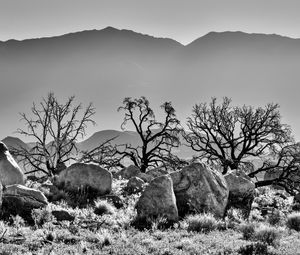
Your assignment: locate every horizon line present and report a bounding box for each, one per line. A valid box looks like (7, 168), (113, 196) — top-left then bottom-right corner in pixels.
(1, 26), (299, 46)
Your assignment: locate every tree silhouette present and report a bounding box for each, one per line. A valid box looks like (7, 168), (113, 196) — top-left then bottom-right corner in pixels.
(184, 97), (300, 194)
(116, 96), (182, 173)
(13, 92), (95, 176)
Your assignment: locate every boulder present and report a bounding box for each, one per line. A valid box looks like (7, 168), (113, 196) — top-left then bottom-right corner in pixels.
(263, 168), (284, 190)
(0, 142), (25, 186)
(116, 165), (141, 180)
(136, 175), (178, 222)
(52, 210), (75, 221)
(224, 170), (256, 217)
(146, 167), (169, 179)
(126, 176), (145, 194)
(170, 162), (229, 218)
(4, 184), (48, 205)
(1, 184), (48, 223)
(56, 163), (112, 195)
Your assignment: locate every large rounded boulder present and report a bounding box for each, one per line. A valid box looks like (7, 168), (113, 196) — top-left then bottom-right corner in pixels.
(1, 184), (48, 223)
(0, 142), (25, 186)
(225, 170), (255, 217)
(136, 175), (178, 222)
(170, 162), (229, 218)
(56, 163), (112, 195)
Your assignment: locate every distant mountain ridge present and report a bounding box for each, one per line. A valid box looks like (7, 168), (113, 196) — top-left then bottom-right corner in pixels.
(1, 129), (196, 160)
(1, 27), (300, 140)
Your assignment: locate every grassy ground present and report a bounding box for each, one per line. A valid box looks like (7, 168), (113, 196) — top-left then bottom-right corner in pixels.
(0, 183), (300, 255)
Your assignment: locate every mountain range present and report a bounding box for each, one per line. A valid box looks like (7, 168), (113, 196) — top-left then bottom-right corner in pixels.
(1, 130), (196, 165)
(1, 27), (300, 140)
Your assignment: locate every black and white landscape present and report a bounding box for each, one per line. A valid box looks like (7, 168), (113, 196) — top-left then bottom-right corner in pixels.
(1, 1), (300, 254)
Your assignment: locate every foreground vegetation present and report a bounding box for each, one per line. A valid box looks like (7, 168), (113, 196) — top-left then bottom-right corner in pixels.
(1, 182), (300, 255)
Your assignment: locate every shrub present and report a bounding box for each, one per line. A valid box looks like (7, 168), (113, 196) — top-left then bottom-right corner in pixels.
(286, 212), (300, 231)
(239, 222), (256, 240)
(249, 209), (264, 222)
(185, 213), (221, 233)
(94, 200), (115, 216)
(291, 203), (300, 211)
(267, 209), (285, 226)
(10, 215), (25, 229)
(131, 215), (173, 230)
(254, 225), (280, 246)
(31, 207), (55, 227)
(238, 242), (275, 255)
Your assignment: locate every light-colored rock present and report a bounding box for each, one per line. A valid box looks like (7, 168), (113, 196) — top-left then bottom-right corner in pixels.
(4, 184), (48, 205)
(225, 170), (256, 217)
(0, 142), (25, 186)
(116, 165), (141, 179)
(170, 162), (229, 218)
(126, 176), (145, 194)
(57, 163), (112, 195)
(136, 175), (178, 222)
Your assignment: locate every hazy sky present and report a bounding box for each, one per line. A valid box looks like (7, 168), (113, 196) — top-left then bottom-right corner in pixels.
(2, 0), (300, 141)
(1, 0), (300, 45)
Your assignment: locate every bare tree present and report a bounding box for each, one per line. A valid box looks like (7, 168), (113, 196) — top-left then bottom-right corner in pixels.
(185, 97), (293, 175)
(79, 137), (124, 170)
(116, 96), (182, 173)
(13, 92), (95, 176)
(248, 143), (300, 194)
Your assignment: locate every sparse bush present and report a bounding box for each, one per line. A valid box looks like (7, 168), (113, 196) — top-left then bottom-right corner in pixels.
(238, 242), (275, 255)
(65, 186), (101, 208)
(94, 200), (115, 216)
(267, 209), (285, 225)
(31, 207), (55, 227)
(291, 203), (300, 211)
(239, 222), (256, 240)
(185, 213), (221, 233)
(10, 215), (26, 229)
(254, 225), (280, 246)
(286, 212), (300, 231)
(249, 209), (264, 222)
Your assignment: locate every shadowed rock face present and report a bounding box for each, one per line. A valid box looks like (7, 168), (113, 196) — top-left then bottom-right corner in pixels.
(170, 163), (229, 218)
(225, 170), (255, 218)
(1, 184), (48, 224)
(0, 142), (25, 186)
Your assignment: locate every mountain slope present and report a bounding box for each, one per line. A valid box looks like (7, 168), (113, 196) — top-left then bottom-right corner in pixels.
(1, 28), (300, 140)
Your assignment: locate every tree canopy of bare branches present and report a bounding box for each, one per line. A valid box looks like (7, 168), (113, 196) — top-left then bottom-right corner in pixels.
(185, 97), (293, 174)
(14, 92), (95, 176)
(116, 96), (182, 173)
(79, 136), (123, 170)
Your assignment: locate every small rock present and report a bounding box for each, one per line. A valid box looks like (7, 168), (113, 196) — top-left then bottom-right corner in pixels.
(126, 176), (145, 194)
